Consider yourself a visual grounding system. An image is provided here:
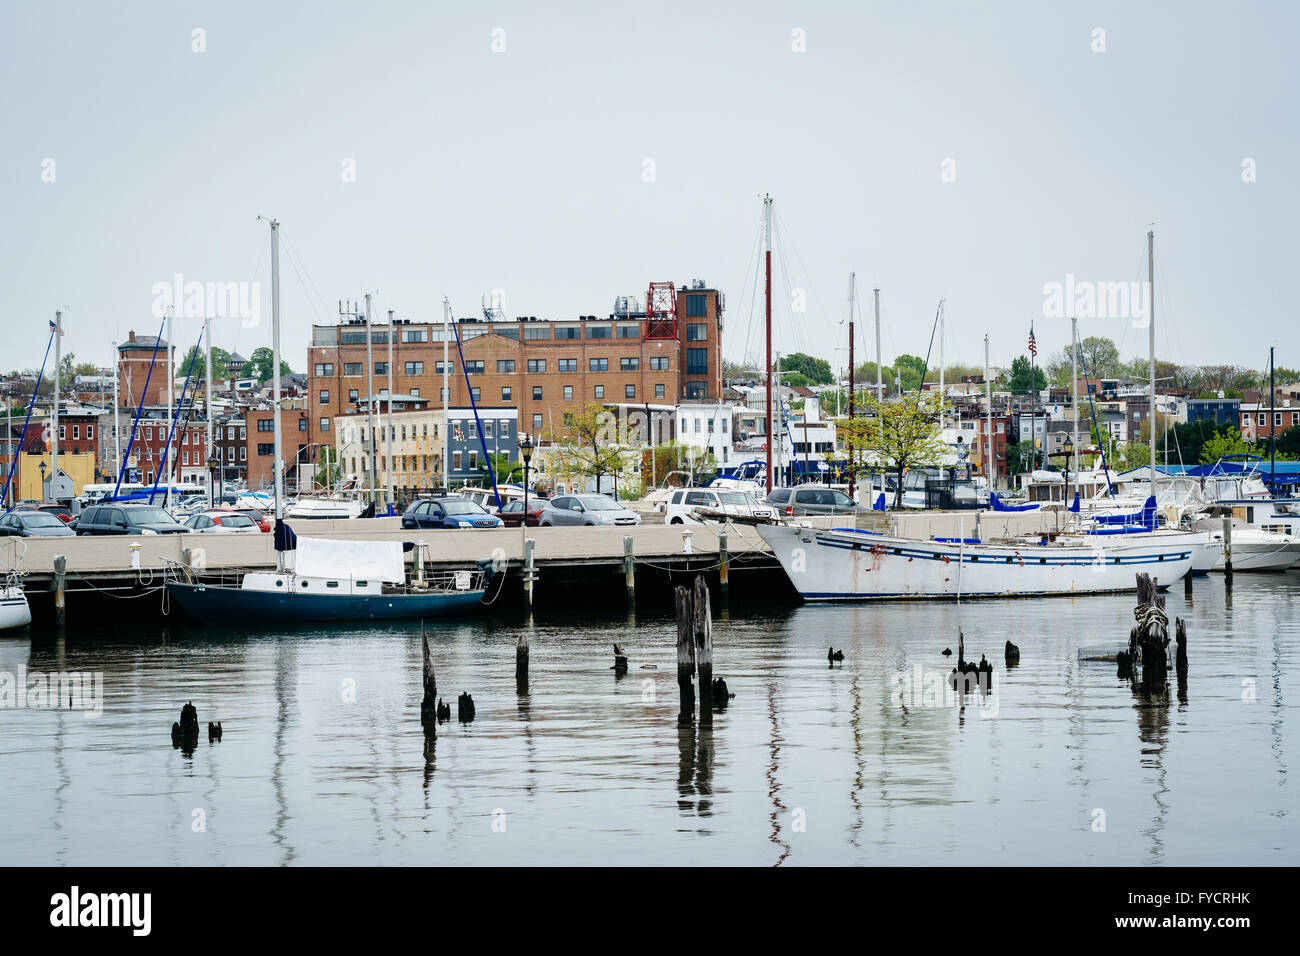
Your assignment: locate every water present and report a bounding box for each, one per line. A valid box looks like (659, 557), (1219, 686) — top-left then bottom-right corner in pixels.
(0, 576), (1294, 866)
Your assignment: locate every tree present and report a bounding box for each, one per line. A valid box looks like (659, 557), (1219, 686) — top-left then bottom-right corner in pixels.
(244, 346), (292, 382)
(483, 451), (522, 484)
(563, 402), (627, 491)
(1199, 426), (1258, 464)
(1275, 425), (1300, 459)
(778, 370), (810, 388)
(176, 345), (232, 381)
(1005, 440), (1036, 475)
(776, 352), (833, 385)
(1007, 355), (1047, 395)
(841, 393), (947, 509)
(316, 447), (342, 490)
(1078, 336), (1121, 377)
(1158, 419), (1223, 467)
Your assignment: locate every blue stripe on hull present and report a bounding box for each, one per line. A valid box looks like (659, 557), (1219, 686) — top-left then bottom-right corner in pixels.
(798, 585), (1172, 602)
(166, 582), (484, 624)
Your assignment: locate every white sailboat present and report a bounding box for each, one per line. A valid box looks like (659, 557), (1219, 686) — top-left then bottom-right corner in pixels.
(1, 571), (31, 631)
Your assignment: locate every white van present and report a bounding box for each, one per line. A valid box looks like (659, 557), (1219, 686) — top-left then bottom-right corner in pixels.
(662, 488), (777, 525)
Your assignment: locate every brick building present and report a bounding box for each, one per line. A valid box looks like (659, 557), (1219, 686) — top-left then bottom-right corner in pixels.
(1239, 401), (1300, 443)
(305, 284), (724, 457)
(118, 331), (171, 408)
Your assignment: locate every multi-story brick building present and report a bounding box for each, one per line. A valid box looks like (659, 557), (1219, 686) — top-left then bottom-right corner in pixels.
(1239, 401), (1300, 443)
(118, 331), (172, 408)
(305, 284), (724, 458)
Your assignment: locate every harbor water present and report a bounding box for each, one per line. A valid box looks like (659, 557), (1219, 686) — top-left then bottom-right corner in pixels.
(0, 575), (1294, 866)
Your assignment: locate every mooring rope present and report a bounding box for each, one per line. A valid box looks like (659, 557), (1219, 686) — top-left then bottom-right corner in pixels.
(1134, 602), (1168, 633)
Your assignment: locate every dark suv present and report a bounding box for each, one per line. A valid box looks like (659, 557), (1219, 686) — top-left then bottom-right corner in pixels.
(74, 504), (186, 535)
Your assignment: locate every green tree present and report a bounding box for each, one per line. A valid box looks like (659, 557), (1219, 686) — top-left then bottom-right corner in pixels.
(483, 451), (523, 484)
(176, 345), (232, 381)
(775, 352), (833, 385)
(1005, 440), (1036, 475)
(1158, 419), (1224, 466)
(1007, 355), (1047, 395)
(841, 392), (947, 509)
(245, 346), (292, 382)
(563, 401), (628, 491)
(316, 447), (342, 490)
(1199, 426), (1258, 464)
(1078, 336), (1121, 377)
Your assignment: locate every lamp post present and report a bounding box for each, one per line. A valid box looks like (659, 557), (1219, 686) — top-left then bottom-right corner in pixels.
(1063, 436), (1074, 503)
(518, 432), (534, 527)
(207, 454), (219, 507)
(39, 459), (47, 503)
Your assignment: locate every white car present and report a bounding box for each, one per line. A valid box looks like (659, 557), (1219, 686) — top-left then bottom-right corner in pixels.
(182, 511), (263, 534)
(662, 488), (777, 525)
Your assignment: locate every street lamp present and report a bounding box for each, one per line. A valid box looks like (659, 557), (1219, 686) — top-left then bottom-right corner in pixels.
(39, 459), (47, 502)
(518, 432), (534, 525)
(1063, 436), (1074, 503)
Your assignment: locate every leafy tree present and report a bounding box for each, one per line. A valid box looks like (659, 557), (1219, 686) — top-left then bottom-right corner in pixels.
(1007, 355), (1047, 395)
(73, 360), (100, 377)
(1275, 425), (1300, 458)
(176, 345), (232, 381)
(893, 354), (928, 377)
(778, 371), (810, 388)
(775, 352), (833, 385)
(483, 451), (523, 484)
(563, 401), (628, 491)
(1005, 440), (1037, 475)
(1158, 419), (1224, 467)
(841, 392), (947, 509)
(1078, 336), (1121, 377)
(1199, 427), (1258, 464)
(316, 447), (342, 490)
(245, 346), (292, 382)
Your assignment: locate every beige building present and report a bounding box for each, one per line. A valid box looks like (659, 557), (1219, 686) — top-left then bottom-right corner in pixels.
(333, 407), (447, 497)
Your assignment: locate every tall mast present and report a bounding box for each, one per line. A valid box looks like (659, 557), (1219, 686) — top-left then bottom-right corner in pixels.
(984, 334), (993, 489)
(442, 296), (451, 489)
(51, 310), (60, 502)
(386, 308), (395, 507)
(1270, 345), (1276, 488)
(874, 287), (883, 442)
(938, 298), (945, 421)
(1147, 229), (1156, 498)
(166, 311), (174, 503)
(848, 272), (855, 492)
(204, 317), (213, 506)
(763, 194), (773, 493)
(270, 219), (284, 521)
(364, 291), (376, 505)
(112, 340), (120, 478)
(1071, 315), (1078, 504)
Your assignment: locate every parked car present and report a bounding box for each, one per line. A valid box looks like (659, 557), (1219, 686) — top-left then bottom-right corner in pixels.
(37, 504), (76, 524)
(73, 504), (187, 535)
(182, 511), (262, 534)
(495, 500), (544, 527)
(765, 486), (865, 517)
(402, 496), (505, 530)
(0, 510), (76, 537)
(226, 506), (271, 532)
(662, 488), (777, 525)
(538, 494), (642, 527)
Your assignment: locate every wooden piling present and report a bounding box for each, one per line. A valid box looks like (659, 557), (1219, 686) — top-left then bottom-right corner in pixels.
(53, 555), (66, 627)
(674, 585), (696, 725)
(718, 531), (729, 606)
(1184, 565), (1193, 596)
(1175, 616), (1188, 675)
(420, 626), (437, 725)
(523, 537), (536, 613)
(516, 632), (529, 687)
(1222, 517), (1233, 588)
(623, 535), (635, 605)
(693, 576), (713, 725)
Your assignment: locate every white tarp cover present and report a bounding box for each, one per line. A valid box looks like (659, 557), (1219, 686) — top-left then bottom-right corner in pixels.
(295, 537), (405, 584)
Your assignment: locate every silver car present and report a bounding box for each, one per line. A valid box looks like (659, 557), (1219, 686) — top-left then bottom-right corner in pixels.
(182, 511), (263, 534)
(538, 494), (642, 527)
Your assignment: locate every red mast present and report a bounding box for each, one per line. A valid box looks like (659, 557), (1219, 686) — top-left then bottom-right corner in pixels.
(764, 195), (773, 493)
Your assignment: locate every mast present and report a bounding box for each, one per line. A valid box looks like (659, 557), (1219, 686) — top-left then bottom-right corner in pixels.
(874, 287), (883, 442)
(442, 296), (451, 489)
(1270, 345), (1276, 489)
(51, 310), (60, 503)
(1071, 315), (1078, 504)
(364, 291), (375, 505)
(205, 317), (213, 506)
(938, 298), (945, 422)
(166, 311), (174, 503)
(1147, 229), (1156, 498)
(848, 272), (855, 492)
(270, 219), (283, 522)
(763, 194), (773, 493)
(386, 308), (395, 508)
(984, 334), (993, 489)
(113, 342), (120, 477)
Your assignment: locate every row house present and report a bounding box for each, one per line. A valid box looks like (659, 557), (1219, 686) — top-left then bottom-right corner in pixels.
(1239, 401), (1300, 443)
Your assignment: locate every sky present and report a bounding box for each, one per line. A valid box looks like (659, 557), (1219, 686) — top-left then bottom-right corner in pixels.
(2, 1), (1296, 379)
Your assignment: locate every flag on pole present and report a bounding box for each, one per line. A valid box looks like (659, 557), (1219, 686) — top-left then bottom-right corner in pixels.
(49, 319), (63, 335)
(1027, 325), (1037, 358)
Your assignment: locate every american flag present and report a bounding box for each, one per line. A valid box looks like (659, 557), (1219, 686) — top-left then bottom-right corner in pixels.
(49, 318), (63, 335)
(1027, 325), (1037, 358)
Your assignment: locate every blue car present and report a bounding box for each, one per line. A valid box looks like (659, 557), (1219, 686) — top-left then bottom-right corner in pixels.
(402, 496), (504, 530)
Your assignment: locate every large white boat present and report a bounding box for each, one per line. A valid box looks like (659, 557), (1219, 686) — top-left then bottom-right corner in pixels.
(1190, 517), (1300, 572)
(757, 523), (1196, 601)
(0, 572), (31, 631)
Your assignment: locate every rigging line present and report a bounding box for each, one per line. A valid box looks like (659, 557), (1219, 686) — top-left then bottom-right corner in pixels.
(736, 210), (764, 366)
(279, 234), (325, 326)
(772, 206), (836, 334)
(771, 224), (810, 359)
(279, 229), (329, 326)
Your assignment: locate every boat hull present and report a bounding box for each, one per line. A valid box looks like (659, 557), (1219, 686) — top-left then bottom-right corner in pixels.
(757, 524), (1195, 601)
(166, 581), (485, 624)
(0, 593), (32, 631)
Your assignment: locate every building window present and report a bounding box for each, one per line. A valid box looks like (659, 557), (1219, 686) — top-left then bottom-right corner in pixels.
(298, 418), (307, 432)
(227, 448), (234, 462)
(314, 362), (334, 376)
(564, 385), (573, 400)
(453, 451), (462, 471)
(594, 385), (604, 399)
(240, 447), (248, 461)
(182, 450), (189, 466)
(558, 359), (577, 372)
(589, 358), (608, 372)
(686, 381), (706, 399)
(374, 362), (388, 376)
(502, 387), (512, 401)
(470, 387), (481, 402)
(586, 326), (611, 339)
(258, 419), (274, 432)
(465, 361), (484, 375)
(532, 386), (542, 400)
(497, 360), (516, 374)
(320, 418), (330, 432)
(72, 425), (80, 439)
(1259, 413), (1266, 426)
(527, 359), (546, 374)
(348, 389), (358, 403)
(625, 384), (636, 399)
(1275, 413), (1283, 426)
(483, 421), (493, 439)
(344, 362), (362, 376)
(655, 384), (665, 398)
(532, 414), (543, 431)
(402, 328), (426, 343)
(620, 357), (639, 371)
(650, 356), (669, 371)
(524, 326), (550, 340)
(405, 361), (424, 375)
(686, 348), (708, 375)
(555, 327), (579, 339)
(320, 389), (330, 405)
(617, 325), (639, 339)
(685, 295), (707, 317)
(686, 323), (707, 341)
(87, 424), (93, 439)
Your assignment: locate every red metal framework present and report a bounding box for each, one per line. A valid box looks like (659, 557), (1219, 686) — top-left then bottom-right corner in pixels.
(644, 282), (678, 340)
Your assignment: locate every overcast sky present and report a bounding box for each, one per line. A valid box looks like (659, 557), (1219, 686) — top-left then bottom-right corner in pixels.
(3, 1), (1296, 379)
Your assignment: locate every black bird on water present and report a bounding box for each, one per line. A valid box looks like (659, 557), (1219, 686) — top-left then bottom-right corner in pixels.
(827, 647), (845, 664)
